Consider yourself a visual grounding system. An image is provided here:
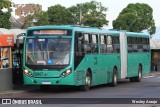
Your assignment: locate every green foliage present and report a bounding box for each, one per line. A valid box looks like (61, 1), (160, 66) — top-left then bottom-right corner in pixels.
(35, 12), (49, 26)
(24, 1), (108, 27)
(69, 0), (108, 27)
(0, 0), (11, 29)
(22, 15), (33, 29)
(113, 3), (156, 35)
(47, 4), (74, 25)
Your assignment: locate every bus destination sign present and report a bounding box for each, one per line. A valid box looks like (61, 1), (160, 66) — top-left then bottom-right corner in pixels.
(33, 30), (67, 35)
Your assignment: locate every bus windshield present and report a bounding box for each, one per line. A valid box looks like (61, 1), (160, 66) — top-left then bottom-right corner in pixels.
(26, 38), (71, 65)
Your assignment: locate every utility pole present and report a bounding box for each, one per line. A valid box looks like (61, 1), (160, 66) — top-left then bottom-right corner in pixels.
(79, 9), (82, 25)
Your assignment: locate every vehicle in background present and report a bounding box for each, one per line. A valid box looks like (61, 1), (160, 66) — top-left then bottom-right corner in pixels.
(11, 29), (25, 85)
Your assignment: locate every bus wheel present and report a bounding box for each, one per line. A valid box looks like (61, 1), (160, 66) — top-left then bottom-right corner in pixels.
(40, 85), (51, 91)
(135, 66), (142, 82)
(111, 68), (117, 87)
(80, 71), (91, 91)
(130, 77), (135, 82)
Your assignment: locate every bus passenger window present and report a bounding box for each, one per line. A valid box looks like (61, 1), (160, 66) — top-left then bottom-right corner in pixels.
(127, 37), (132, 53)
(132, 37), (138, 52)
(146, 38), (149, 52)
(112, 36), (120, 53)
(137, 37), (143, 52)
(83, 34), (91, 54)
(84, 34), (90, 43)
(100, 35), (107, 53)
(91, 34), (98, 54)
(142, 38), (149, 52)
(107, 36), (113, 53)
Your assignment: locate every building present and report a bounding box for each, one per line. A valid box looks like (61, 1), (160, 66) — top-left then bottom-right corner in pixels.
(10, 15), (23, 29)
(150, 39), (160, 71)
(11, 2), (42, 24)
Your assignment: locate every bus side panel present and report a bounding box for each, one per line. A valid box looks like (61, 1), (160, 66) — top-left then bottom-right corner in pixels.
(127, 52), (150, 77)
(141, 53), (150, 75)
(74, 56), (88, 86)
(75, 54), (121, 86)
(100, 54), (121, 83)
(75, 54), (105, 86)
(127, 53), (139, 77)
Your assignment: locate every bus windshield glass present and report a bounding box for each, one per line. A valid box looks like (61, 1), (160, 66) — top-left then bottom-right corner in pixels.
(26, 38), (71, 65)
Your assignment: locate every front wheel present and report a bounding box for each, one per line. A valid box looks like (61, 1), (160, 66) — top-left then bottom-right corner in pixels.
(80, 71), (92, 91)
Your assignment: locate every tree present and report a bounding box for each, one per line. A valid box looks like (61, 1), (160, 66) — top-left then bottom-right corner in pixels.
(47, 4), (74, 25)
(22, 11), (49, 28)
(113, 3), (156, 35)
(22, 4), (49, 29)
(34, 12), (49, 26)
(0, 0), (12, 29)
(69, 0), (108, 27)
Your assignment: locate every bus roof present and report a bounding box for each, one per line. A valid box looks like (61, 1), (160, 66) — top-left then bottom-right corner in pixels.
(27, 25), (150, 37)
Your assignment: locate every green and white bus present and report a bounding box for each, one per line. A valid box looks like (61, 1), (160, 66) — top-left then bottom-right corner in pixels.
(23, 25), (150, 91)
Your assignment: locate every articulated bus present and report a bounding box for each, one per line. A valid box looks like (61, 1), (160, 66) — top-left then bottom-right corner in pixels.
(23, 25), (150, 91)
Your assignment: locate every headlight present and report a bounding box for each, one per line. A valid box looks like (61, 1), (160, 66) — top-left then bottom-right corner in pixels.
(24, 69), (29, 74)
(24, 69), (32, 77)
(61, 69), (72, 77)
(66, 69), (71, 74)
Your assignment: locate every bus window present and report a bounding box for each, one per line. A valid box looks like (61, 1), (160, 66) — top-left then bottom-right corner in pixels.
(100, 35), (107, 53)
(112, 36), (120, 53)
(83, 34), (91, 54)
(142, 38), (149, 52)
(132, 37), (138, 52)
(137, 37), (143, 52)
(127, 37), (132, 53)
(107, 36), (113, 53)
(100, 35), (105, 44)
(75, 32), (83, 56)
(84, 34), (90, 43)
(91, 34), (98, 54)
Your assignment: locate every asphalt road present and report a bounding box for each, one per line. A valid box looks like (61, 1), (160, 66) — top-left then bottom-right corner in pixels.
(0, 71), (160, 107)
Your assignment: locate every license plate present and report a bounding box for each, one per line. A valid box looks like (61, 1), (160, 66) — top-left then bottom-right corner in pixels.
(42, 82), (51, 84)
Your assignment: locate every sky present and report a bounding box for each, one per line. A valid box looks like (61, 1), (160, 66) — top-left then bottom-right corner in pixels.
(11, 0), (160, 39)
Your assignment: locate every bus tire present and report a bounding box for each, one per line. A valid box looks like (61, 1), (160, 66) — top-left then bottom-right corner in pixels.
(40, 85), (50, 91)
(111, 68), (117, 87)
(135, 66), (142, 82)
(130, 77), (135, 82)
(80, 71), (92, 91)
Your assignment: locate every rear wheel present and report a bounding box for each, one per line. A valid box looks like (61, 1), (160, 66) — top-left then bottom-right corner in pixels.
(130, 77), (135, 82)
(135, 66), (142, 82)
(110, 68), (117, 87)
(130, 66), (142, 82)
(80, 71), (92, 91)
